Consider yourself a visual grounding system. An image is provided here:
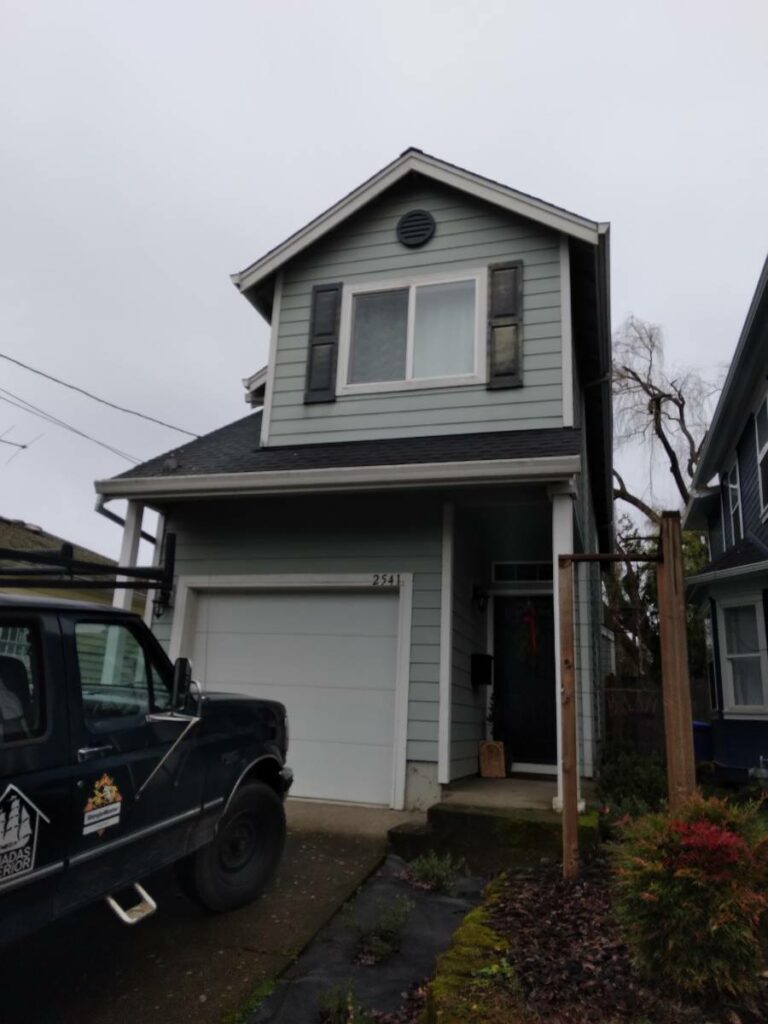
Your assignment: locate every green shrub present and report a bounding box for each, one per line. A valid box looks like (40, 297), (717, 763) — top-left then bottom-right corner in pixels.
(611, 796), (768, 999)
(351, 895), (414, 965)
(403, 851), (465, 893)
(596, 744), (667, 818)
(318, 986), (374, 1024)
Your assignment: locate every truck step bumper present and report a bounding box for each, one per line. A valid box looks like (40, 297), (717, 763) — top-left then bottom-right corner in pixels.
(105, 882), (157, 925)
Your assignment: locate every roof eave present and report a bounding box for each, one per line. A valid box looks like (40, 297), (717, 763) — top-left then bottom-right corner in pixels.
(95, 454), (582, 502)
(692, 253), (768, 487)
(231, 150), (602, 298)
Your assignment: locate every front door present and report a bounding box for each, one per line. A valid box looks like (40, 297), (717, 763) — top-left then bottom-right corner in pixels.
(60, 615), (203, 913)
(493, 595), (556, 769)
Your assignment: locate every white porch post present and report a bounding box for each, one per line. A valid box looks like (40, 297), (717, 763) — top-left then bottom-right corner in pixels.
(550, 484), (575, 812)
(437, 502), (455, 786)
(143, 512), (165, 626)
(113, 501), (143, 611)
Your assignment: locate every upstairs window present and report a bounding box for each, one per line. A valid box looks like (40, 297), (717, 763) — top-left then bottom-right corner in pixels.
(727, 461), (743, 543)
(756, 394), (768, 517)
(340, 272), (482, 392)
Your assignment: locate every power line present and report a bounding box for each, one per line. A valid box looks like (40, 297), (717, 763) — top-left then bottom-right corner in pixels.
(0, 351), (200, 438)
(0, 387), (141, 464)
(0, 437), (26, 449)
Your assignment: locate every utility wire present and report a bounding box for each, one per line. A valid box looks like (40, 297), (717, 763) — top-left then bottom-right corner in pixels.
(0, 437), (26, 449)
(0, 387), (141, 464)
(0, 351), (200, 438)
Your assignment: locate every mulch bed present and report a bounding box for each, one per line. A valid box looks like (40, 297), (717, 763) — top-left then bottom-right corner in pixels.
(486, 856), (765, 1024)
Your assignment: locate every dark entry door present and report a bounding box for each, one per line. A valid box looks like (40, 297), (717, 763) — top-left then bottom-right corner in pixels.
(493, 595), (556, 767)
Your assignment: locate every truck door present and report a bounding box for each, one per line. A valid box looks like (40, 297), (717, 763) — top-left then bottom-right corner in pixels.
(0, 609), (71, 945)
(60, 614), (204, 913)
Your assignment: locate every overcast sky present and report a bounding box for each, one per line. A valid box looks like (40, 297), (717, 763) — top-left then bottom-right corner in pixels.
(1, 0), (766, 560)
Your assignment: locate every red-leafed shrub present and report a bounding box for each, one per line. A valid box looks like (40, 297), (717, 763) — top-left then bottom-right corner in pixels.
(611, 796), (768, 1000)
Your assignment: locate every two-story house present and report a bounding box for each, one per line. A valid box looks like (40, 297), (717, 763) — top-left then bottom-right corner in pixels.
(684, 254), (768, 780)
(95, 150), (612, 810)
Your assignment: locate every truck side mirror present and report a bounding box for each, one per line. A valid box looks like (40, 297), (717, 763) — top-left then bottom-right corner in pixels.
(171, 657), (193, 709)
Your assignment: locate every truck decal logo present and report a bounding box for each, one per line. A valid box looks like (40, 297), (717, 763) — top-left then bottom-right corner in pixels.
(0, 785), (49, 882)
(83, 774), (123, 836)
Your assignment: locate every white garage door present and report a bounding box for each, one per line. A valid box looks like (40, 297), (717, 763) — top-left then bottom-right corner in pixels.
(190, 590), (400, 806)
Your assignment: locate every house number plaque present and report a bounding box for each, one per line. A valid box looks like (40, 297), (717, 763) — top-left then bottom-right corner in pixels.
(371, 573), (401, 587)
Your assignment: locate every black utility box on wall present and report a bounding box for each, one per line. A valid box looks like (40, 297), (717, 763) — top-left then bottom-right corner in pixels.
(471, 653), (493, 688)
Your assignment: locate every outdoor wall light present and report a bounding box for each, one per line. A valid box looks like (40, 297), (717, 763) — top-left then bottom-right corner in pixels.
(472, 585), (489, 614)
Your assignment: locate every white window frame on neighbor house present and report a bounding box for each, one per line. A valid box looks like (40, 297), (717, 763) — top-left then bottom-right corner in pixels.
(716, 594), (768, 717)
(336, 267), (488, 395)
(755, 390), (768, 520)
(727, 459), (743, 544)
(168, 572), (414, 810)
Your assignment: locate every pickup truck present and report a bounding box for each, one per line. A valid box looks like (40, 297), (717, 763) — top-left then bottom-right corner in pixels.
(0, 593), (292, 945)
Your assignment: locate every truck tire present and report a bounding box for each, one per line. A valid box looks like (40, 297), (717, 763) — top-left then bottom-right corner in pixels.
(181, 782), (286, 912)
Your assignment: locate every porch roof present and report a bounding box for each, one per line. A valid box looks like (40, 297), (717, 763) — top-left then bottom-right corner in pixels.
(687, 536), (768, 587)
(95, 413), (582, 500)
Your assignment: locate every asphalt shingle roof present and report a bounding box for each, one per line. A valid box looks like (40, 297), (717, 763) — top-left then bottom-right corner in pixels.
(117, 411), (582, 481)
(694, 537), (768, 577)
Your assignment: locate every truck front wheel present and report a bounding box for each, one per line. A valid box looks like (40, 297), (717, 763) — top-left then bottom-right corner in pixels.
(181, 781), (286, 912)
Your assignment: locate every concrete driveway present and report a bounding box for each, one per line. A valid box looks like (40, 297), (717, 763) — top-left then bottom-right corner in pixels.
(0, 801), (419, 1024)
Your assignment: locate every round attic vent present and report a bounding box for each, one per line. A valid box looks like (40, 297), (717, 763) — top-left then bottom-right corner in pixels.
(396, 209), (436, 248)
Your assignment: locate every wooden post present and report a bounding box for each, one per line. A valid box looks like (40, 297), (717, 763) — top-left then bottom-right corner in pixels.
(656, 511), (697, 809)
(558, 555), (579, 878)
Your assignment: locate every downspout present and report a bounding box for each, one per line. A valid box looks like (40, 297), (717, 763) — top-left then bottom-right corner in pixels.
(95, 495), (156, 544)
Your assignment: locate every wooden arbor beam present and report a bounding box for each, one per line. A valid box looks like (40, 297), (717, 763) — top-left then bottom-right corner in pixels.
(656, 511), (696, 809)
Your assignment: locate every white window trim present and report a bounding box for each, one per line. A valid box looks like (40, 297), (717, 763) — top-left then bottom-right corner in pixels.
(336, 267), (488, 396)
(726, 458), (743, 543)
(168, 572), (413, 810)
(716, 594), (768, 716)
(754, 391), (768, 520)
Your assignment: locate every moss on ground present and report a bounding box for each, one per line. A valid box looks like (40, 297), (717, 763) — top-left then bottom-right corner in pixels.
(220, 976), (277, 1024)
(424, 889), (529, 1024)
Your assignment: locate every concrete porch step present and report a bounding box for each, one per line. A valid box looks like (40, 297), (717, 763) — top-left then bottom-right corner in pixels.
(388, 801), (599, 875)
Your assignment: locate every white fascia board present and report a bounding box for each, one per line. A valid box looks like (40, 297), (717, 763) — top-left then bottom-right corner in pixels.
(232, 152), (600, 296)
(242, 366), (268, 391)
(95, 454), (582, 501)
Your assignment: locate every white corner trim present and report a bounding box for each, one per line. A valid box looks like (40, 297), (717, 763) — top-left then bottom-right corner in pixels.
(438, 502), (454, 785)
(560, 236), (574, 428)
(168, 571), (414, 811)
(96, 454), (582, 501)
(143, 512), (165, 626)
(231, 151), (601, 296)
(113, 501), (143, 611)
(260, 272), (283, 447)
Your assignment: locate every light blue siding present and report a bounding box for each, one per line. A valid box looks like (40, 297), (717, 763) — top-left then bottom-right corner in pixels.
(267, 179), (563, 445)
(151, 493), (442, 762)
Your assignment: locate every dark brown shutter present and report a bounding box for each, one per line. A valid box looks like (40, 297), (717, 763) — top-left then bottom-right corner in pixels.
(487, 261), (522, 389)
(304, 283), (342, 403)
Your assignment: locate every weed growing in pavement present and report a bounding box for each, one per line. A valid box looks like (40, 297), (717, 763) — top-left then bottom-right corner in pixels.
(350, 895), (414, 965)
(318, 986), (375, 1024)
(402, 851), (466, 893)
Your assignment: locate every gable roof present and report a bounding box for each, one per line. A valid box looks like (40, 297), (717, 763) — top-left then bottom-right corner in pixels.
(232, 148), (608, 320)
(690, 253), (768, 489)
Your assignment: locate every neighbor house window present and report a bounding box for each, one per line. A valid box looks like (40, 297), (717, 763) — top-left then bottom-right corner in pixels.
(342, 272), (481, 390)
(718, 600), (768, 711)
(756, 393), (768, 516)
(727, 461), (743, 543)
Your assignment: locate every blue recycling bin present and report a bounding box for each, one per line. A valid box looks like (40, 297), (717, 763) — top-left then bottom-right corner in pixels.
(693, 720), (714, 762)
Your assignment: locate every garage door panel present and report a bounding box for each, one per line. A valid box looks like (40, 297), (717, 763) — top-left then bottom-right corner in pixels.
(200, 632), (398, 691)
(289, 739), (393, 805)
(190, 588), (401, 806)
(203, 592), (398, 638)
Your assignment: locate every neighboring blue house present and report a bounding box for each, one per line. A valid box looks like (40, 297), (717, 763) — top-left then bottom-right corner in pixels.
(685, 254), (768, 781)
(95, 150), (612, 810)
